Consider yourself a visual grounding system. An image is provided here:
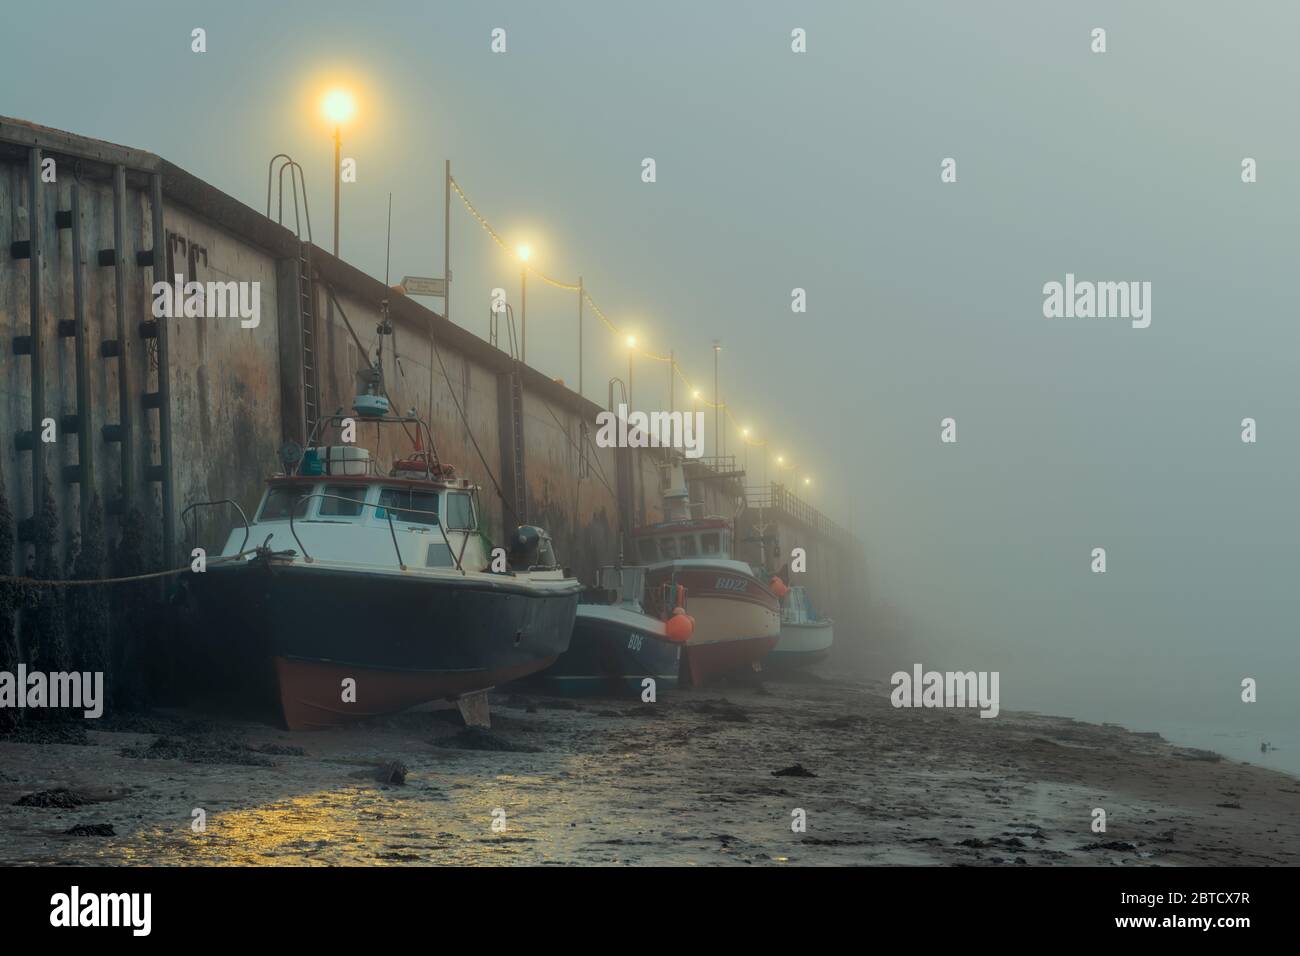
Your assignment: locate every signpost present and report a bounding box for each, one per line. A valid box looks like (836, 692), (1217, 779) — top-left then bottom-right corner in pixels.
(400, 276), (446, 298)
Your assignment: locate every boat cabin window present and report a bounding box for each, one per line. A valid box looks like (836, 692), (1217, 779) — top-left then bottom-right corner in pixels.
(700, 532), (721, 555)
(377, 488), (439, 526)
(658, 537), (678, 560)
(259, 485), (310, 521)
(637, 538), (658, 563)
(444, 491), (475, 531)
(678, 535), (698, 557)
(319, 484), (367, 518)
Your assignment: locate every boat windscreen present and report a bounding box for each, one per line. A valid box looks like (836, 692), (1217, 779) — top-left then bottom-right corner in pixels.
(320, 485), (367, 517)
(259, 486), (311, 521)
(378, 488), (439, 525)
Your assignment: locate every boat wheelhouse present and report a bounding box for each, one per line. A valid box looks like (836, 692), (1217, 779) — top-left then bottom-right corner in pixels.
(632, 518), (732, 565)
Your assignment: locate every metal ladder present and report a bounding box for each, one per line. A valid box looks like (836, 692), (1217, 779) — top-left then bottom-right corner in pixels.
(298, 243), (319, 440)
(508, 363), (527, 523)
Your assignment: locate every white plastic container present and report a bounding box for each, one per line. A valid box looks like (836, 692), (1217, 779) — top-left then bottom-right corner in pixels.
(310, 445), (372, 476)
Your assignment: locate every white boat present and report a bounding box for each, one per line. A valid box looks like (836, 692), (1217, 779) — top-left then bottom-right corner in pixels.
(182, 412), (580, 729)
(770, 586), (833, 668)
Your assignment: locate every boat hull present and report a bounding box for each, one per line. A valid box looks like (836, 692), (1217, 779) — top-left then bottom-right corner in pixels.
(644, 563), (780, 686)
(187, 560), (578, 729)
(274, 654), (557, 729)
(769, 620), (834, 669)
(532, 604), (681, 696)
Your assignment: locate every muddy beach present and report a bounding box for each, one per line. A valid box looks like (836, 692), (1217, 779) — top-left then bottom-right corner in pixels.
(1, 672), (1297, 866)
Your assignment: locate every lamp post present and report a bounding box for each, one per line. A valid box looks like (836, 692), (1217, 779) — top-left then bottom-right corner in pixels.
(741, 427), (750, 474)
(517, 245), (531, 363)
(332, 127), (340, 255)
(577, 276), (584, 399)
(322, 89), (355, 257)
(669, 349), (674, 417)
(712, 340), (721, 461)
(626, 335), (637, 407)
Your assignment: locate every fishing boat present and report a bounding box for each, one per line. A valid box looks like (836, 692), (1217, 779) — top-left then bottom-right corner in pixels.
(631, 462), (780, 686)
(530, 566), (692, 696)
(183, 404), (580, 730)
(770, 586), (834, 668)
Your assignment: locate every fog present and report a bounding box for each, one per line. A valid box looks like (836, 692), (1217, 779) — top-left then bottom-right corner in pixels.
(4, 0), (1295, 770)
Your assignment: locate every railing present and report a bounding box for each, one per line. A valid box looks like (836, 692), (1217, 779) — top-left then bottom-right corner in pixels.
(298, 412), (444, 482)
(745, 482), (857, 551)
(642, 580), (689, 621)
(266, 154), (313, 242)
(690, 455), (740, 476)
(181, 498), (250, 556)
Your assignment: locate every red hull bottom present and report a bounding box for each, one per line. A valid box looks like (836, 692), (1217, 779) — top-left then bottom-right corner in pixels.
(274, 656), (557, 730)
(679, 636), (778, 687)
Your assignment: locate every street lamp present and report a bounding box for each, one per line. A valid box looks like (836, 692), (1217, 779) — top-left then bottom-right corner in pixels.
(626, 334), (637, 406)
(712, 340), (722, 460)
(517, 244), (531, 363)
(741, 426), (750, 474)
(322, 88), (355, 257)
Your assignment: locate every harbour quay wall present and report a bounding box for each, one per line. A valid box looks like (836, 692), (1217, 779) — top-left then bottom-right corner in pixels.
(0, 116), (864, 701)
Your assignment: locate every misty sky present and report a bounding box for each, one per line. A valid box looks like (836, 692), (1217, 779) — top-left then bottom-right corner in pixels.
(3, 1), (1296, 758)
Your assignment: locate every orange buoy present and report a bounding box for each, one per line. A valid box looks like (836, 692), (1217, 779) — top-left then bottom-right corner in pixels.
(769, 576), (790, 598)
(665, 607), (694, 643)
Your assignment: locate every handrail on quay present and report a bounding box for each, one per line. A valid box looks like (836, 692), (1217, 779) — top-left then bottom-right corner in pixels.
(745, 482), (858, 552)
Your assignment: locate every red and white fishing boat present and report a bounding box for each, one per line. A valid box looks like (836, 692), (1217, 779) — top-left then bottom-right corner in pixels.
(631, 462), (780, 686)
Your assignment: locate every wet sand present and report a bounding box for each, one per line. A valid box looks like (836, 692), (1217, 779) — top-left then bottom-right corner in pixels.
(2, 673), (1297, 866)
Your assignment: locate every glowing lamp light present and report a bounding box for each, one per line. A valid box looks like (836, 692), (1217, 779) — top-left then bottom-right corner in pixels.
(517, 244), (532, 262)
(322, 89), (356, 125)
(626, 334), (637, 349)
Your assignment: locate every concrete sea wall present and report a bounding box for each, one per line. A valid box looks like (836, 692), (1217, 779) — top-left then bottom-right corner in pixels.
(0, 116), (867, 710)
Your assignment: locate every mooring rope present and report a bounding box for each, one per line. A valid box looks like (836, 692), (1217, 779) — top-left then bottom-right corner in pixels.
(0, 549), (260, 588)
